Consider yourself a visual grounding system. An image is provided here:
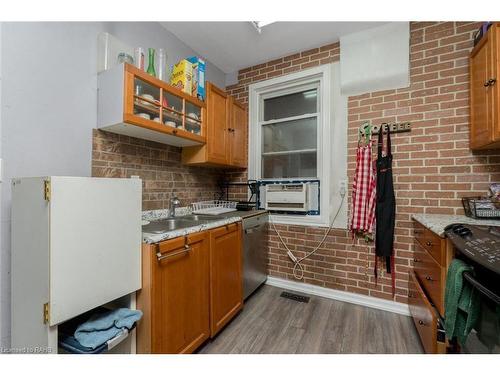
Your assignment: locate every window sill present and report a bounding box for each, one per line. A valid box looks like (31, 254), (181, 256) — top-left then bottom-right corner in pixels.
(268, 214), (330, 228)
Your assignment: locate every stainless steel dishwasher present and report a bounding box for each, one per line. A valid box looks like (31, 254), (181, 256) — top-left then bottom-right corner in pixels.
(242, 211), (269, 299)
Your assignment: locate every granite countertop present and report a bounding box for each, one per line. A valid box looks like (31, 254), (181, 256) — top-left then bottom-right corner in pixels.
(412, 214), (500, 237)
(141, 208), (267, 244)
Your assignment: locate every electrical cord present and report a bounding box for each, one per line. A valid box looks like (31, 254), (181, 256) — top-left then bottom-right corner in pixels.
(270, 191), (346, 280)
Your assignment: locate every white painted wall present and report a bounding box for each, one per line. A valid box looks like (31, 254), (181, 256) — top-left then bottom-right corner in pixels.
(0, 22), (225, 349)
(105, 22), (225, 86)
(0, 21), (4, 349)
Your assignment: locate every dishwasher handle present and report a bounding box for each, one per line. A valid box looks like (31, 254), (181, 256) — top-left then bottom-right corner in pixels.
(245, 224), (264, 234)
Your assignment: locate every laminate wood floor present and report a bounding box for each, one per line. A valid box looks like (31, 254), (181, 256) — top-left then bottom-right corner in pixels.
(198, 285), (424, 354)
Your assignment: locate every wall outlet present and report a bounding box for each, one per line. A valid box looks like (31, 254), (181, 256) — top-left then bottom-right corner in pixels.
(339, 180), (347, 196)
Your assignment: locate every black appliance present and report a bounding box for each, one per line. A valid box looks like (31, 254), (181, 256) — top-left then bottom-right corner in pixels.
(217, 179), (258, 210)
(445, 224), (500, 353)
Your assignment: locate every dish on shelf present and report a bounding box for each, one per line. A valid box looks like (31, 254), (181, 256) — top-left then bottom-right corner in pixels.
(137, 113), (151, 120)
(137, 94), (160, 108)
(141, 94), (154, 101)
(153, 117), (161, 122)
(187, 112), (199, 120)
(165, 121), (176, 127)
(134, 100), (160, 115)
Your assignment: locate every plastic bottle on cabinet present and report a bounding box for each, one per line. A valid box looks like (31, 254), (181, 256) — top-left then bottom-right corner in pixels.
(134, 47), (145, 71)
(157, 48), (168, 82)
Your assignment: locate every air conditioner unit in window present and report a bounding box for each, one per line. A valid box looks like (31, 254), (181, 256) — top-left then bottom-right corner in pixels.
(257, 180), (320, 215)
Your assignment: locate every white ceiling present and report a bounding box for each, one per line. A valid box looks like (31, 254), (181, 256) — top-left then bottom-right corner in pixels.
(161, 22), (389, 74)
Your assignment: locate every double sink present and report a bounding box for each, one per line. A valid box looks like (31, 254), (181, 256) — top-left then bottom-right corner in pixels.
(142, 214), (223, 234)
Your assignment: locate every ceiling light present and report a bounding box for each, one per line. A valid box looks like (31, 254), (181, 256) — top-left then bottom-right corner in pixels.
(251, 21), (276, 34)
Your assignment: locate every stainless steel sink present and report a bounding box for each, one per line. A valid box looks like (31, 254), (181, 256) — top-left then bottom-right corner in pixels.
(142, 217), (194, 234)
(180, 214), (222, 222)
(142, 215), (223, 234)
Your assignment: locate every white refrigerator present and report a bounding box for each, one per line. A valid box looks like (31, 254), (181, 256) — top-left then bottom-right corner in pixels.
(11, 176), (142, 353)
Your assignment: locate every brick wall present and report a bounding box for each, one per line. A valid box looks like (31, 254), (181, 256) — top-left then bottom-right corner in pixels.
(226, 22), (500, 303)
(92, 129), (224, 210)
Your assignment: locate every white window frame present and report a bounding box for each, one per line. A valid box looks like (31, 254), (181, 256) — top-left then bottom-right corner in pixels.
(259, 81), (320, 179)
(248, 63), (348, 227)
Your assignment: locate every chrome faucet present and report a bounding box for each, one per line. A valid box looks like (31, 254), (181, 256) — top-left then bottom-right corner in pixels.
(169, 195), (181, 217)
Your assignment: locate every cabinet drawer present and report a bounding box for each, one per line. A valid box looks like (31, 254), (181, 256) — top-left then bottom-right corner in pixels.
(413, 221), (445, 265)
(413, 239), (445, 316)
(211, 222), (239, 236)
(408, 271), (439, 354)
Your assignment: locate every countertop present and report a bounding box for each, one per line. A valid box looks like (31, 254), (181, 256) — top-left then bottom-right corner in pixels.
(412, 214), (500, 237)
(142, 209), (267, 244)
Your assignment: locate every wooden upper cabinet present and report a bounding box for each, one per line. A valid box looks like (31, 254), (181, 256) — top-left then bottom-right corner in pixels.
(470, 23), (500, 150)
(209, 223), (243, 337)
(207, 83), (230, 164)
(137, 232), (210, 354)
(98, 63), (206, 148)
(182, 82), (248, 168)
(228, 97), (248, 168)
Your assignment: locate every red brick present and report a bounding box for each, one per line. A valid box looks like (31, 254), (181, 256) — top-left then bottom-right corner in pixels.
(301, 48), (319, 57)
(219, 22), (500, 304)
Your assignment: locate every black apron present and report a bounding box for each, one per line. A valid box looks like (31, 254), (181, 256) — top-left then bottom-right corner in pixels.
(375, 127), (396, 293)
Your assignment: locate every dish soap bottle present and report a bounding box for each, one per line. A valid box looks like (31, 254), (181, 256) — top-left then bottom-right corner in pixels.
(146, 48), (156, 77)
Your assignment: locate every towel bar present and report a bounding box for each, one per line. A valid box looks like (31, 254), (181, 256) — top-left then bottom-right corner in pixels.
(463, 272), (500, 305)
(156, 244), (191, 261)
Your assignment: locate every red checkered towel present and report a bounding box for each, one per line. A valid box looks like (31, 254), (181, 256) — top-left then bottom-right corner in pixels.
(349, 140), (376, 237)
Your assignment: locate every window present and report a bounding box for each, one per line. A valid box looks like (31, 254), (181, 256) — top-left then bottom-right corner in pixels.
(261, 87), (319, 179)
(248, 63), (348, 227)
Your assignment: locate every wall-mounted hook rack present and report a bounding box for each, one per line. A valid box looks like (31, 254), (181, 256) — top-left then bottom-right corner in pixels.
(359, 122), (411, 136)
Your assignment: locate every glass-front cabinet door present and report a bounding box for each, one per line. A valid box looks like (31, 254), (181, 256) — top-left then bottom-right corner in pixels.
(184, 101), (203, 136)
(123, 63), (205, 145)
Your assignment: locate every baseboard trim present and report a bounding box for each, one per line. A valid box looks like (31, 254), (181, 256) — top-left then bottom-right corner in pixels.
(266, 276), (410, 316)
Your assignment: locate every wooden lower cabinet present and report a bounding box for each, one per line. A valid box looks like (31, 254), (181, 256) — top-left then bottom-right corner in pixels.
(209, 222), (243, 337)
(408, 271), (445, 354)
(137, 223), (244, 353)
(410, 220), (450, 354)
(413, 239), (445, 316)
(137, 232), (210, 353)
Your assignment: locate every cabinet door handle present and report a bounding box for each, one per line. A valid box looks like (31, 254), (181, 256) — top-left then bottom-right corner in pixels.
(413, 258), (420, 263)
(426, 241), (433, 247)
(156, 244), (191, 261)
(425, 275), (433, 281)
(418, 320), (425, 326)
(484, 78), (497, 87)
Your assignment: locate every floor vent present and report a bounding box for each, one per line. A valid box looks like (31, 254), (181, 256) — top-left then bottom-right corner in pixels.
(280, 291), (310, 303)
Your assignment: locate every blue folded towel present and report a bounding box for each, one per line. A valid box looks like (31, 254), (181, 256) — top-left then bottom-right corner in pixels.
(74, 308), (143, 349)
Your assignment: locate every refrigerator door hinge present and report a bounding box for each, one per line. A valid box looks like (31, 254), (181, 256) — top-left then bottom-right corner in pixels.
(43, 302), (50, 324)
(44, 180), (51, 201)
